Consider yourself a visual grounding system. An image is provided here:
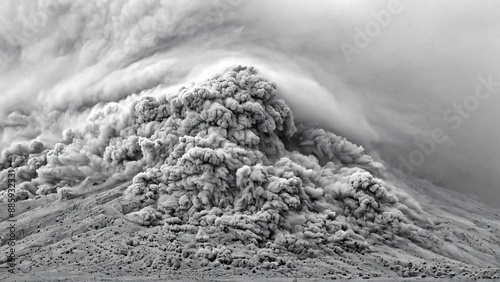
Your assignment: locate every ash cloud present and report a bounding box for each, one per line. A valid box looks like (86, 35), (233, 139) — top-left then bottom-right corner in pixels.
(2, 0), (498, 206)
(0, 65), (474, 264)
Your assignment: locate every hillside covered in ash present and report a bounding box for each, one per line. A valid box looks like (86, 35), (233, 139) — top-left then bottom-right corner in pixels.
(0, 66), (499, 281)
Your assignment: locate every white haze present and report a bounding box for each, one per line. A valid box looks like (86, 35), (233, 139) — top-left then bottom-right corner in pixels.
(0, 0), (499, 206)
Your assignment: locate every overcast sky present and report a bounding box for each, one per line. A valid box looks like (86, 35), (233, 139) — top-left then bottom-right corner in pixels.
(1, 0), (499, 205)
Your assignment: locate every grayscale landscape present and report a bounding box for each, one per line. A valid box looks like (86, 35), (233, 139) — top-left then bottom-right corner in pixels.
(0, 1), (499, 281)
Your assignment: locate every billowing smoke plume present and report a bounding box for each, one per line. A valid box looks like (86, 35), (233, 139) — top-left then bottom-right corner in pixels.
(1, 66), (462, 263)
